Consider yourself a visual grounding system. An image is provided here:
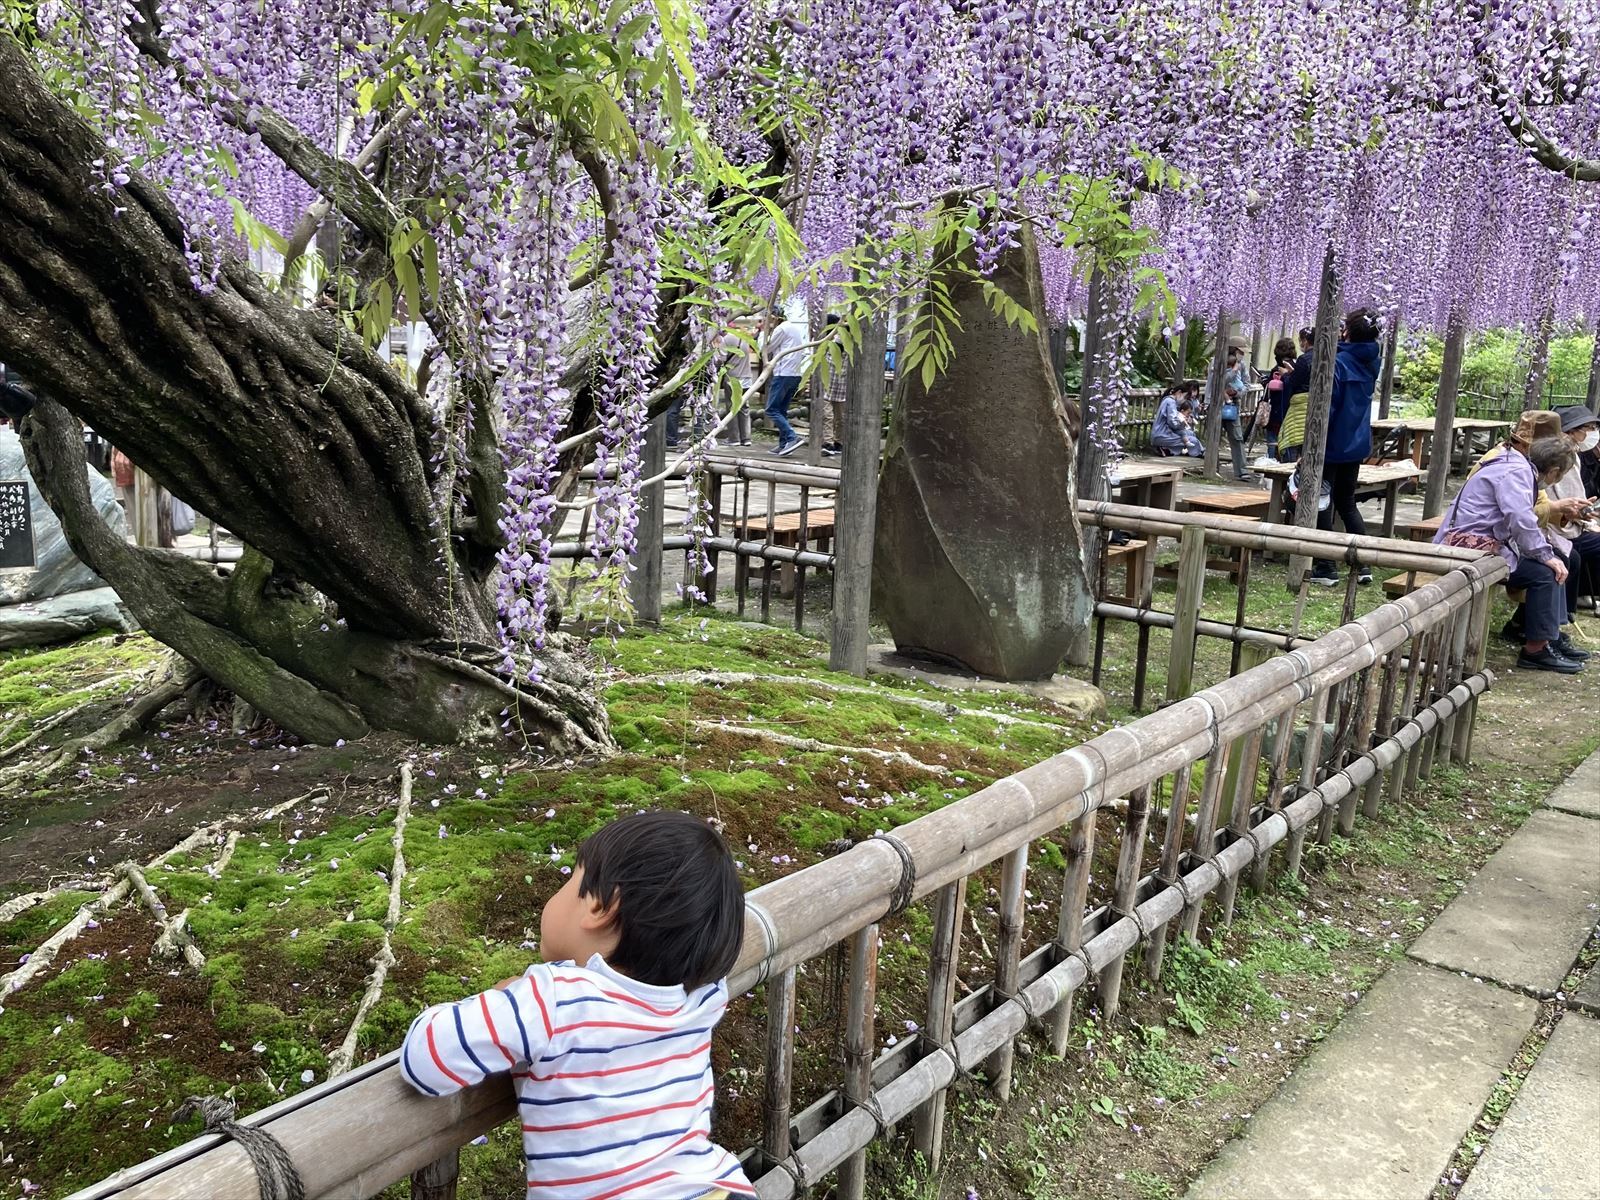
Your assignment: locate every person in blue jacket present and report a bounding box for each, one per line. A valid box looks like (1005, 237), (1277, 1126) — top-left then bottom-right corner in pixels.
(1309, 308), (1383, 585)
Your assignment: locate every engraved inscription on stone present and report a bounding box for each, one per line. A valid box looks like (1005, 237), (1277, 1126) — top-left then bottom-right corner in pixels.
(0, 480), (38, 570)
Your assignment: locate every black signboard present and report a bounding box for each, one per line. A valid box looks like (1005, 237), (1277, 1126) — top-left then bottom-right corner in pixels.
(0, 480), (35, 570)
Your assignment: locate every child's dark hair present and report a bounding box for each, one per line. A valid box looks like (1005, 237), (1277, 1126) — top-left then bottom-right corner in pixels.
(1343, 307), (1381, 343)
(575, 811), (744, 991)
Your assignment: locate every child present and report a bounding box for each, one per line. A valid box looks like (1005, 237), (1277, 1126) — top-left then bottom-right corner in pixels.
(401, 811), (752, 1198)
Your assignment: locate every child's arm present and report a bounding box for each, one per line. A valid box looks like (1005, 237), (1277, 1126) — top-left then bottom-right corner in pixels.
(400, 969), (553, 1097)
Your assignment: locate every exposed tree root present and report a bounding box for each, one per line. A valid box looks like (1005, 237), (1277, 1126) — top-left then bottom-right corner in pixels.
(0, 880), (100, 924)
(328, 763), (412, 1078)
(0, 667), (155, 763)
(118, 862), (205, 971)
(691, 721), (949, 775)
(0, 787), (325, 995)
(0, 660), (200, 792)
(633, 670), (1078, 735)
(205, 831), (240, 879)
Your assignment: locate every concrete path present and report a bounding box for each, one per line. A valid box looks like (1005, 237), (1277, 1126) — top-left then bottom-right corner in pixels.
(1408, 809), (1600, 996)
(1185, 962), (1538, 1200)
(1457, 1013), (1600, 1200)
(1187, 749), (1600, 1200)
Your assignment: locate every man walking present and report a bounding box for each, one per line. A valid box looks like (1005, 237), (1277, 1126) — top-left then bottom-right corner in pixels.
(762, 307), (807, 457)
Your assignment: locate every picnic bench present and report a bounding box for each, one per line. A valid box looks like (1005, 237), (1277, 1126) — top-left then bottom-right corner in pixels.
(1107, 460), (1185, 511)
(1168, 495), (1262, 580)
(1370, 416), (1512, 475)
(1401, 514), (1445, 543)
(734, 507), (835, 597)
(1255, 460), (1422, 538)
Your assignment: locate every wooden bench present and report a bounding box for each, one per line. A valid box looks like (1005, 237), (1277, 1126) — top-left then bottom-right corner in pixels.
(1102, 538), (1150, 604)
(1384, 569), (1524, 604)
(1402, 514), (1444, 543)
(734, 507), (836, 597)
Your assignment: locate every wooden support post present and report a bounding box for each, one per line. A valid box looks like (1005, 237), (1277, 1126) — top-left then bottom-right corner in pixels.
(1454, 587), (1490, 763)
(988, 846), (1029, 1099)
(912, 880), (966, 1170)
(1365, 648), (1401, 817)
(1419, 624), (1448, 779)
(1439, 605), (1470, 757)
(762, 966), (798, 1167)
(1253, 700), (1299, 892)
(1288, 244), (1342, 588)
(1390, 631), (1425, 803)
(829, 316), (890, 675)
(1339, 665), (1381, 837)
(1166, 526), (1207, 703)
(131, 467), (161, 548)
(1523, 301), (1556, 411)
(1284, 689), (1331, 882)
(1070, 266), (1111, 668)
(1147, 769), (1194, 984)
(1203, 309), (1229, 480)
(1424, 308), (1467, 519)
(1377, 314), (1400, 419)
(1049, 815), (1094, 1055)
(1098, 786), (1151, 1018)
(628, 415), (667, 624)
(837, 924), (879, 1200)
(410, 1150), (459, 1200)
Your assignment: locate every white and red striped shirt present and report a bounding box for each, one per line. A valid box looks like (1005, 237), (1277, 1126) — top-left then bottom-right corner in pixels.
(401, 955), (752, 1198)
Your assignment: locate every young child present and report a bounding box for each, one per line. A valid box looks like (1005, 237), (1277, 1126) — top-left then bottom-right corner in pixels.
(401, 811), (752, 1198)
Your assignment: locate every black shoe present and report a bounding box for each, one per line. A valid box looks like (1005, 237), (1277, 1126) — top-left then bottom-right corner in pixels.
(1517, 646), (1583, 674)
(1499, 620), (1525, 645)
(821, 444), (841, 457)
(1553, 633), (1592, 661)
(1308, 568), (1340, 588)
(1357, 567), (1373, 585)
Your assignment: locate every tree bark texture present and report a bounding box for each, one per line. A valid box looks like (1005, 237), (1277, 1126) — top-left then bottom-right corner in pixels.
(1289, 244), (1342, 587)
(1587, 328), (1600, 416)
(1202, 309), (1229, 480)
(1377, 315), (1400, 419)
(1068, 264), (1109, 668)
(1522, 302), (1555, 411)
(1424, 308), (1468, 519)
(0, 34), (610, 752)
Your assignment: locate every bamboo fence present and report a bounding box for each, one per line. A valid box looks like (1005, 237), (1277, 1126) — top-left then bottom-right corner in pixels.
(68, 508), (1506, 1200)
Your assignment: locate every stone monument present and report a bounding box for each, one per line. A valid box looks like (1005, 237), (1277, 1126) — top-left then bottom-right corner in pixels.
(873, 227), (1090, 680)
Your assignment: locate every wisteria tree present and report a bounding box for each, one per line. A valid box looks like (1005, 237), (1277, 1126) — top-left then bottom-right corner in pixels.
(2, 0), (1595, 752)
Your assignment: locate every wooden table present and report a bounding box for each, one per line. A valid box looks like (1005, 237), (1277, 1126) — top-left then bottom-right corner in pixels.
(1370, 417), (1512, 474)
(1178, 488), (1272, 521)
(735, 507), (835, 596)
(1256, 460), (1422, 538)
(1107, 460), (1186, 511)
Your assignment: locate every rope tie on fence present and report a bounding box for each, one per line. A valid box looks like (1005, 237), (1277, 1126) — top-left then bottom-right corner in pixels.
(855, 1090), (892, 1138)
(173, 1096), (305, 1200)
(1192, 694), (1220, 755)
(746, 900), (780, 987)
(869, 832), (917, 917)
(1286, 650), (1314, 701)
(1241, 826), (1272, 862)
(1173, 871), (1202, 910)
(769, 1153), (811, 1194)
(1122, 904), (1152, 945)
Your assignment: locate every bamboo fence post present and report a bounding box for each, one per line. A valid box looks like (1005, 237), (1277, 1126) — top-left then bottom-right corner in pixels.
(1439, 605), (1471, 758)
(1145, 768), (1194, 983)
(1049, 815), (1094, 1055)
(1283, 689), (1331, 882)
(1423, 617), (1457, 777)
(760, 479), (777, 623)
(1391, 631), (1426, 803)
(1363, 648), (1401, 818)
(1166, 526), (1208, 703)
(987, 846), (1029, 1099)
(1454, 586), (1490, 763)
(1229, 548), (1253, 677)
(735, 475), (751, 616)
(1338, 665), (1381, 837)
(837, 924), (879, 1200)
(1405, 627), (1442, 795)
(829, 316), (889, 675)
(1098, 785), (1151, 1018)
(1316, 669), (1365, 846)
(794, 493), (811, 633)
(704, 471), (724, 601)
(1218, 646), (1271, 924)
(1181, 740), (1234, 940)
(1250, 703), (1297, 892)
(410, 1151), (459, 1200)
(763, 966), (798, 1167)
(912, 879), (966, 1170)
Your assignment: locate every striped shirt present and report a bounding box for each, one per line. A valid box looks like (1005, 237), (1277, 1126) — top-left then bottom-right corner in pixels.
(401, 954), (753, 1198)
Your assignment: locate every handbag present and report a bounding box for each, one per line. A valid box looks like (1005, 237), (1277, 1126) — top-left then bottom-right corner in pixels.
(1221, 402), (1239, 421)
(1441, 530), (1500, 554)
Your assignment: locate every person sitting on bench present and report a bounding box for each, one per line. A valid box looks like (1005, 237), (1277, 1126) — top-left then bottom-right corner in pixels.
(1152, 386), (1203, 457)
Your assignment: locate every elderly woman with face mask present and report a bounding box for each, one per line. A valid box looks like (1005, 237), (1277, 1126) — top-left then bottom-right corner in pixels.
(1544, 406), (1600, 634)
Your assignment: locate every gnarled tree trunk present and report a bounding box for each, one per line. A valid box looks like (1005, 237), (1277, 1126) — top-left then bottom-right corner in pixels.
(0, 33), (609, 753)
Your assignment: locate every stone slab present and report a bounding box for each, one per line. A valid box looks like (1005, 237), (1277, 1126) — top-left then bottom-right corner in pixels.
(1458, 1013), (1600, 1200)
(1545, 749), (1600, 819)
(1408, 810), (1600, 996)
(0, 428), (127, 603)
(1575, 967), (1600, 1017)
(864, 644), (1107, 719)
(0, 586), (134, 648)
(1186, 961), (1537, 1200)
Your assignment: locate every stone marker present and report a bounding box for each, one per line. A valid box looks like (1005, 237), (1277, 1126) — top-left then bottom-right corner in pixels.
(864, 644), (1106, 719)
(1186, 961), (1537, 1200)
(1408, 809), (1600, 996)
(873, 225), (1090, 680)
(0, 586), (134, 648)
(1457, 1013), (1600, 1200)
(0, 428), (127, 603)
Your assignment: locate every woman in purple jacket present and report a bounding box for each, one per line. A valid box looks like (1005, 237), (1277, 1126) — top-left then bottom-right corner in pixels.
(1436, 437), (1581, 674)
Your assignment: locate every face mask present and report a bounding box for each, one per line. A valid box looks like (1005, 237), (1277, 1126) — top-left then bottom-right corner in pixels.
(1581, 430), (1599, 453)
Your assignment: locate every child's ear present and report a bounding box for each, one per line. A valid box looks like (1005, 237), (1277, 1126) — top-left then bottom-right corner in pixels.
(578, 888), (621, 931)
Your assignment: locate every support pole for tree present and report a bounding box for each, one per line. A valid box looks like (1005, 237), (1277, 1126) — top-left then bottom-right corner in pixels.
(828, 316), (890, 676)
(1377, 315), (1400, 419)
(1069, 265), (1109, 668)
(1522, 302), (1556, 411)
(1424, 308), (1468, 519)
(628, 415), (667, 625)
(1202, 309), (1229, 480)
(1587, 326), (1600, 416)
(132, 468), (160, 548)
(1171, 319), (1190, 388)
(1288, 245), (1341, 588)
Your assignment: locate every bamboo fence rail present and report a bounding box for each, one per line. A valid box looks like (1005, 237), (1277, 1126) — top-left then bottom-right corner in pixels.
(69, 510), (1505, 1200)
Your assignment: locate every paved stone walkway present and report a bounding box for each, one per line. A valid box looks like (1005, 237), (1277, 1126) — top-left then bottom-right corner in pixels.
(1186, 748), (1600, 1200)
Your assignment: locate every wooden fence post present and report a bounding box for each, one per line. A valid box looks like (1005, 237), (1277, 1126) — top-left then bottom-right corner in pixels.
(912, 879), (966, 1170)
(410, 1150), (459, 1200)
(1424, 308), (1467, 519)
(987, 846), (1029, 1099)
(1098, 785), (1151, 1017)
(762, 966), (798, 1168)
(1165, 526), (1207, 703)
(628, 415), (667, 624)
(1049, 814), (1094, 1055)
(829, 316), (889, 676)
(1377, 314), (1400, 419)
(837, 924), (879, 1200)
